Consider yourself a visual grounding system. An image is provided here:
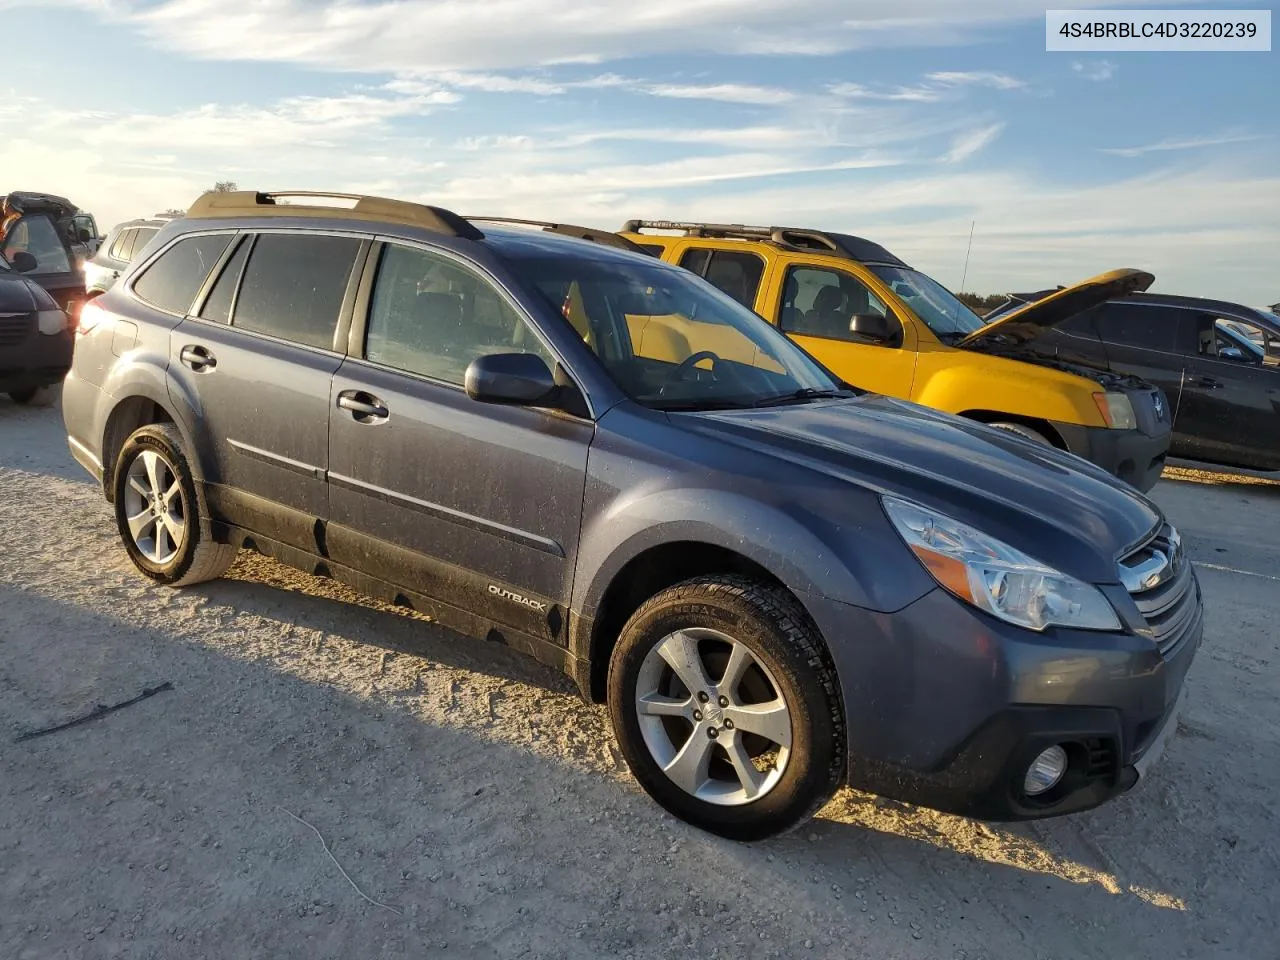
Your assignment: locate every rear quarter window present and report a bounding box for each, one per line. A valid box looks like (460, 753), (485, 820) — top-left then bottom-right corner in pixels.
(1094, 303), (1186, 353)
(131, 233), (233, 316)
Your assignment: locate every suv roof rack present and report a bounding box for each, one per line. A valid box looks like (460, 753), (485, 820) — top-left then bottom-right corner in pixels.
(619, 219), (907, 267)
(186, 191), (484, 240)
(467, 216), (646, 254)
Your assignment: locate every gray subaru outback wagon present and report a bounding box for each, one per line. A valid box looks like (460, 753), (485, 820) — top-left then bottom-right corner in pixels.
(62, 190), (1202, 840)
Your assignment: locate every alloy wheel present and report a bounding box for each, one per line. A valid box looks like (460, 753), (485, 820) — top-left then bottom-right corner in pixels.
(122, 449), (187, 565)
(634, 627), (793, 806)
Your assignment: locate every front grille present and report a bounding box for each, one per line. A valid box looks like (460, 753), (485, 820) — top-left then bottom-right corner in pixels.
(0, 313), (32, 346)
(1121, 524), (1198, 657)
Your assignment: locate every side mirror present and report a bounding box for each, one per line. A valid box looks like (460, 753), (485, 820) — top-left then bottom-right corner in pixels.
(11, 251), (37, 273)
(1219, 346), (1248, 363)
(849, 313), (892, 343)
(465, 353), (558, 406)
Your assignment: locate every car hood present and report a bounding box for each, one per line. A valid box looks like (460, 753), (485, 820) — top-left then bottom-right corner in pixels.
(958, 268), (1155, 350)
(690, 395), (1161, 585)
(0, 275), (50, 313)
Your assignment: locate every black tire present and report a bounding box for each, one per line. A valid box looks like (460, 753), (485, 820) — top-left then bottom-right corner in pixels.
(111, 423), (237, 587)
(607, 576), (845, 841)
(990, 422), (1051, 445)
(7, 384), (60, 406)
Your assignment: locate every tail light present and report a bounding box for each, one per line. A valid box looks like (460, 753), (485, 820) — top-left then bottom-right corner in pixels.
(77, 298), (106, 337)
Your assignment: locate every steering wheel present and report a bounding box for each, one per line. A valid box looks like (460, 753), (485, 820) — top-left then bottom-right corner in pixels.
(664, 351), (722, 388)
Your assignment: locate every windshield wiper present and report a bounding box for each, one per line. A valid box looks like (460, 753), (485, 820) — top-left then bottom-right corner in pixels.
(750, 388), (846, 408)
(648, 398), (756, 412)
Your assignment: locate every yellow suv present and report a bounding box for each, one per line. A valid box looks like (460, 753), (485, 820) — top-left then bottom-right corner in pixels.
(619, 220), (1171, 492)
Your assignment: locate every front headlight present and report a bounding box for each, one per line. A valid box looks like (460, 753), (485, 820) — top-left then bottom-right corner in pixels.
(882, 497), (1121, 632)
(37, 309), (67, 335)
(1093, 391), (1136, 430)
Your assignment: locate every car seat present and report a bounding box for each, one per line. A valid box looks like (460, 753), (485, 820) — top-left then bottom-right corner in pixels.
(806, 285), (850, 338)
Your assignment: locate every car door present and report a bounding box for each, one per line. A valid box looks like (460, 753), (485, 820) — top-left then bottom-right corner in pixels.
(159, 229), (369, 551)
(1081, 301), (1189, 443)
(1178, 314), (1280, 470)
(772, 260), (917, 397)
(326, 239), (593, 647)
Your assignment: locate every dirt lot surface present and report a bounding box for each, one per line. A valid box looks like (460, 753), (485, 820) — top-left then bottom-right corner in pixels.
(2, 394), (1278, 960)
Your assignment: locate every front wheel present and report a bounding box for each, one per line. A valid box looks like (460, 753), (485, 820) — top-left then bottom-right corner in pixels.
(607, 576), (845, 841)
(112, 424), (237, 586)
(989, 421), (1051, 445)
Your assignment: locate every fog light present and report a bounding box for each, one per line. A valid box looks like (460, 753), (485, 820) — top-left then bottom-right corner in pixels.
(1024, 745), (1068, 796)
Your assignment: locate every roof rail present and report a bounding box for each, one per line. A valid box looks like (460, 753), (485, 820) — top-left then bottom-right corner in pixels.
(620, 219), (850, 253)
(467, 216), (647, 254)
(186, 191), (484, 240)
(620, 219), (907, 267)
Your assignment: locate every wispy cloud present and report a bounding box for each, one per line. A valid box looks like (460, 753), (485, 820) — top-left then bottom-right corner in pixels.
(944, 123), (1005, 163)
(19, 0), (1140, 73)
(927, 71), (1025, 90)
(831, 70), (1026, 104)
(640, 82), (796, 105)
(829, 81), (942, 102)
(1102, 133), (1269, 158)
(1071, 60), (1118, 82)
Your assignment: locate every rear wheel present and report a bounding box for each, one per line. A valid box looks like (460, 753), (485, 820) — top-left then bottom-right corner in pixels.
(112, 424), (237, 586)
(990, 422), (1051, 445)
(607, 576), (844, 841)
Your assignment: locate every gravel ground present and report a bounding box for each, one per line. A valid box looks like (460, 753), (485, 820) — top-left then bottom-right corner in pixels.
(2, 394), (1278, 960)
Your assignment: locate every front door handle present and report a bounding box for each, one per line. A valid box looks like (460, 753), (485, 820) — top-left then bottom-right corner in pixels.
(180, 345), (216, 371)
(1196, 375), (1222, 389)
(337, 390), (389, 421)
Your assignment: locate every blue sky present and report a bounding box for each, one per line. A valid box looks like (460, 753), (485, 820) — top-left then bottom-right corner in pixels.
(1, 0), (1275, 303)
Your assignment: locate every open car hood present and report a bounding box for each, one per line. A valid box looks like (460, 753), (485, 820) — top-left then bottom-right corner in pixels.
(958, 268), (1155, 350)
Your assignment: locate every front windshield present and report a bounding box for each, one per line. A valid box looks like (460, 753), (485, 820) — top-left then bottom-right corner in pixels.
(870, 265), (987, 337)
(507, 254), (845, 410)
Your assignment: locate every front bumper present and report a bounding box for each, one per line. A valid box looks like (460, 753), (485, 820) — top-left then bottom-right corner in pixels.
(1053, 420), (1170, 493)
(803, 580), (1202, 821)
(0, 328), (73, 393)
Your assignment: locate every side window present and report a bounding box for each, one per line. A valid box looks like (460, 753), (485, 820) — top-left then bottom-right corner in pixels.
(231, 233), (360, 350)
(197, 237), (250, 325)
(131, 234), (233, 315)
(364, 243), (556, 386)
(1, 216), (72, 275)
(108, 228), (134, 261)
(128, 227), (159, 263)
(635, 243), (665, 258)
(1095, 304), (1184, 353)
(780, 266), (897, 343)
(678, 249), (765, 310)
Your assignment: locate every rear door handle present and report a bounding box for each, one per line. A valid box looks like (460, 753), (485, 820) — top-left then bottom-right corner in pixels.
(1196, 376), (1222, 389)
(180, 345), (216, 371)
(337, 390), (389, 421)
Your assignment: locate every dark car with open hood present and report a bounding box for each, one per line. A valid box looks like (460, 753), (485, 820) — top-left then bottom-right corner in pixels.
(1, 191), (101, 320)
(62, 190), (1202, 839)
(0, 246), (73, 404)
(989, 288), (1280, 475)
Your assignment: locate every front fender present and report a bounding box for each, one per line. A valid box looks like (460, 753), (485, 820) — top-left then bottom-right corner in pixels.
(914, 352), (1106, 427)
(572, 484), (934, 622)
